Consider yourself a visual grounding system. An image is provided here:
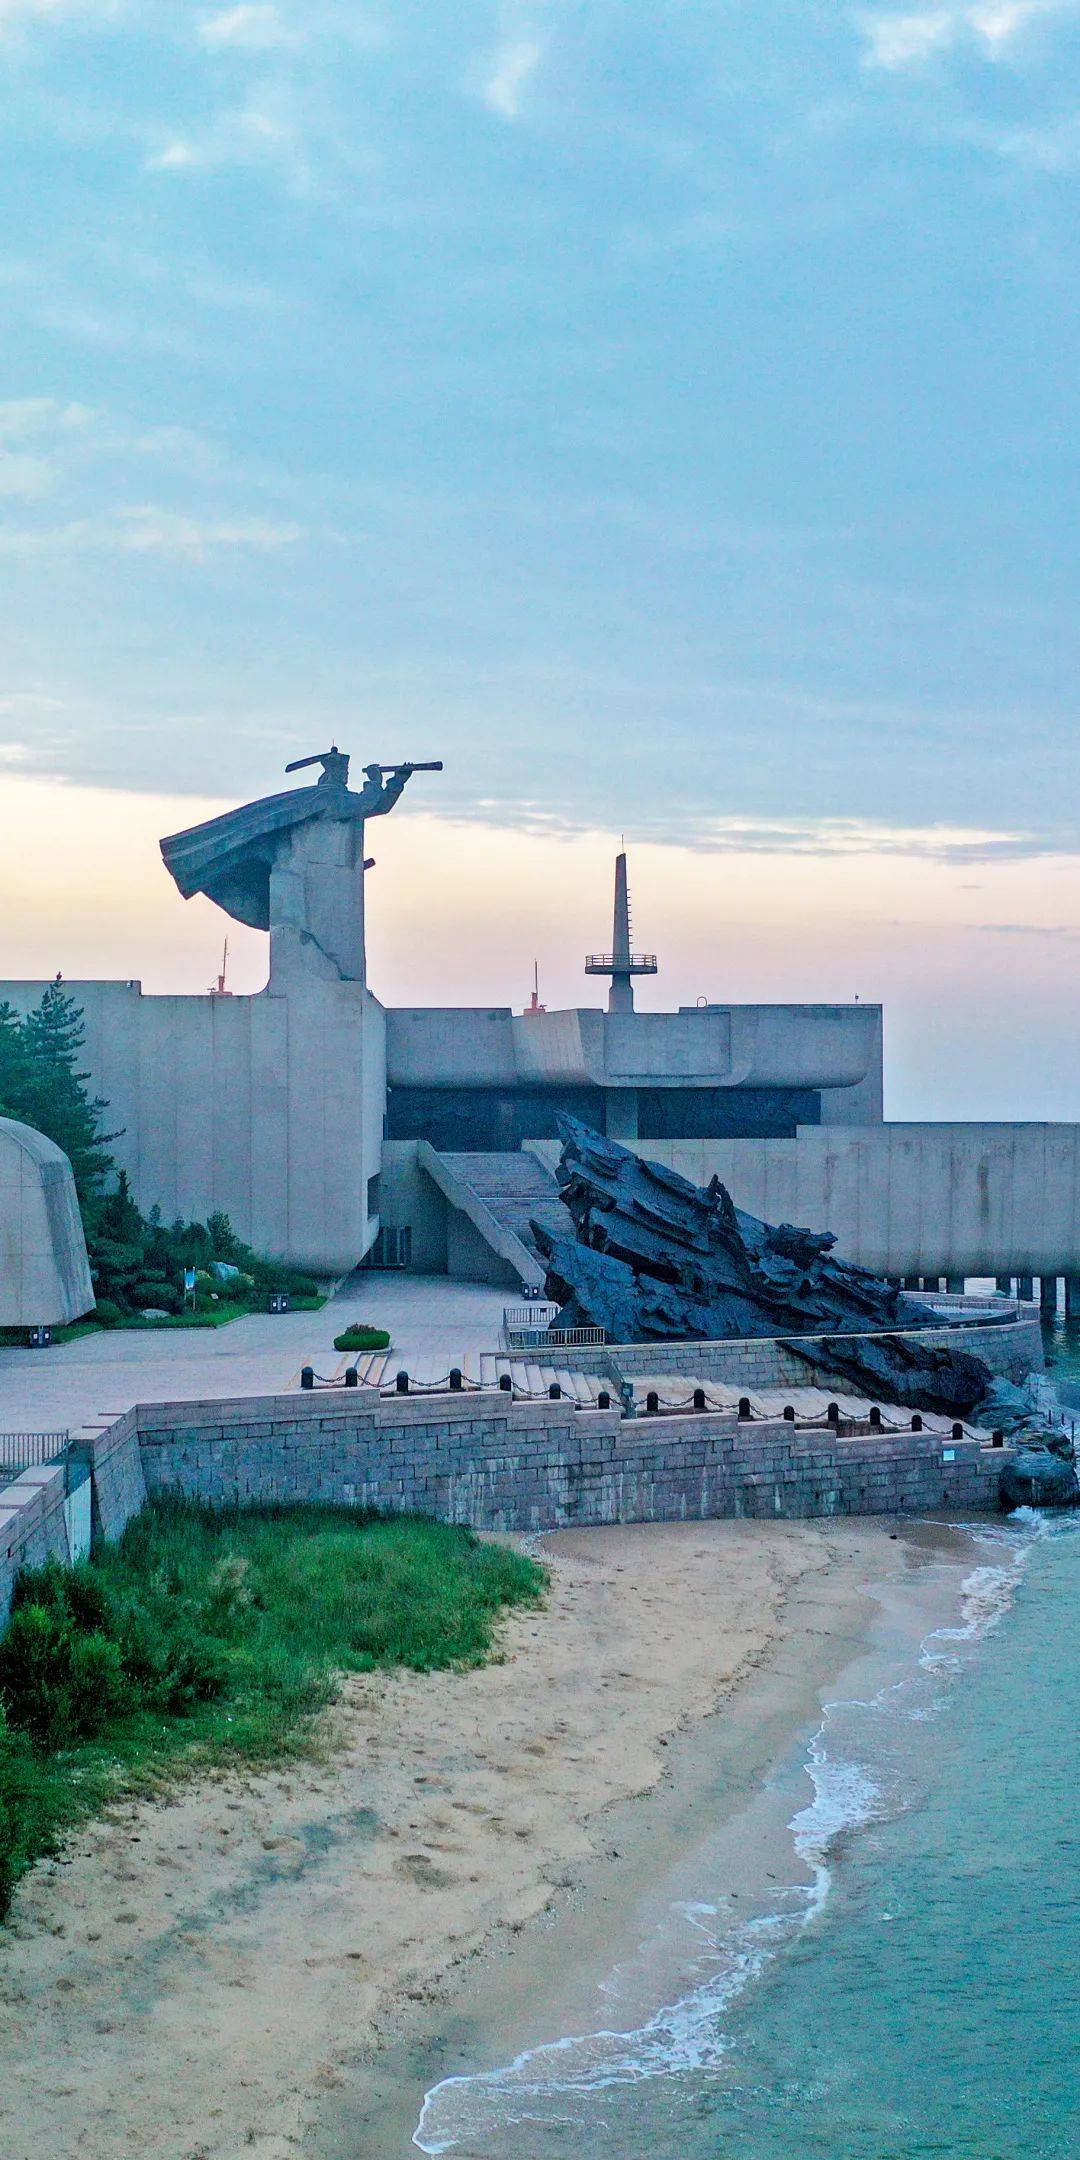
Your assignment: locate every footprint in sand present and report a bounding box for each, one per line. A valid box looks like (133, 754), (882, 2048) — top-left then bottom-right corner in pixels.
(394, 1854), (457, 1890)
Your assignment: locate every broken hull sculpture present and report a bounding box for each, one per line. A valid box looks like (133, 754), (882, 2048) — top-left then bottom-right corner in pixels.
(535, 1118), (996, 1419)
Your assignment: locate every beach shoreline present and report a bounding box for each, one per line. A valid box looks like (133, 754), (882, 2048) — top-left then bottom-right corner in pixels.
(0, 1516), (969, 2160)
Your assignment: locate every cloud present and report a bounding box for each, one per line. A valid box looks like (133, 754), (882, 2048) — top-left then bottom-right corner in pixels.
(642, 815), (1069, 864)
(197, 4), (299, 52)
(481, 35), (543, 119)
(858, 0), (1076, 68)
(0, 506), (303, 556)
(0, 397), (93, 441)
(979, 920), (1080, 938)
(0, 0), (117, 29)
(0, 400), (95, 500)
(146, 86), (310, 187)
(974, 108), (1080, 168)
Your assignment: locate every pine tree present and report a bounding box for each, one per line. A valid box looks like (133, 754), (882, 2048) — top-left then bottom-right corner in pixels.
(19, 976), (119, 1210)
(0, 1001), (35, 1126)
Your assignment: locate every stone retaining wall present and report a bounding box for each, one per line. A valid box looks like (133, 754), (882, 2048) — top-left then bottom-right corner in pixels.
(136, 1386), (1006, 1532)
(0, 1461), (73, 1620)
(553, 1313), (1044, 1392)
(0, 1412), (147, 1622)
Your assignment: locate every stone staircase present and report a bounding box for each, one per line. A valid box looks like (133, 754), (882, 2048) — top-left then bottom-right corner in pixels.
(416, 1144), (573, 1287)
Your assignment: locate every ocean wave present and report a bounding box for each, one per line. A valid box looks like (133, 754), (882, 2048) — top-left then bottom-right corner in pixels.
(412, 1526), (1050, 2155)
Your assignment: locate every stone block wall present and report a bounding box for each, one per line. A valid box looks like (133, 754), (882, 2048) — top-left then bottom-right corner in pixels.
(0, 1463), (73, 1622)
(135, 1386), (1006, 1532)
(88, 1409), (147, 1542)
(555, 1313), (1044, 1393)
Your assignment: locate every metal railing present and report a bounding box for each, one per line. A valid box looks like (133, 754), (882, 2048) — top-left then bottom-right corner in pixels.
(503, 1303), (560, 1332)
(584, 952), (658, 973)
(0, 1430), (70, 1474)
(504, 1324), (607, 1351)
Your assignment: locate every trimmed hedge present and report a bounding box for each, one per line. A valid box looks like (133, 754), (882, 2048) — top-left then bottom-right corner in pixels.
(333, 1323), (391, 1353)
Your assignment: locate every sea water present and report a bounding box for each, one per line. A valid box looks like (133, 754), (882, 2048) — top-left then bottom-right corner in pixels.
(414, 1514), (1078, 2158)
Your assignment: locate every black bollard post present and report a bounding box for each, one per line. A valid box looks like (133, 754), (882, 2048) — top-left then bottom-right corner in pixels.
(499, 1372), (512, 1392)
(783, 1405), (796, 1423)
(992, 1429), (1004, 1448)
(911, 1413), (923, 1431)
(869, 1405), (883, 1429)
(597, 1390), (611, 1409)
(344, 1367), (358, 1388)
(449, 1367), (462, 1392)
(646, 1390), (660, 1414)
(396, 1370), (409, 1394)
(738, 1396), (751, 1421)
(549, 1382), (562, 1399)
(951, 1421), (964, 1441)
(300, 1365), (314, 1391)
(692, 1387), (706, 1410)
(827, 1402), (840, 1426)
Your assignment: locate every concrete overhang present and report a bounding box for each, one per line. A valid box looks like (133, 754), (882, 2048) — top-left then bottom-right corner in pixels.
(386, 1003), (881, 1093)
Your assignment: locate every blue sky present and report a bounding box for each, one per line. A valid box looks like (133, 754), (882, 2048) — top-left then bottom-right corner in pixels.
(1, 1), (1078, 1111)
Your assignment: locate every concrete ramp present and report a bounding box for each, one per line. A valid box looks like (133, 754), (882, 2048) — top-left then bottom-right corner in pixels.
(417, 1144), (572, 1290)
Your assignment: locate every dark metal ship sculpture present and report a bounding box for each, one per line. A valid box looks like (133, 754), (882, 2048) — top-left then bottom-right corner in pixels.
(532, 1118), (993, 1415)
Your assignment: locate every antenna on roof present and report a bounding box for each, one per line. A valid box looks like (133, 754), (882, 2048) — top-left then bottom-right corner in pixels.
(584, 850), (658, 1013)
(524, 959), (546, 1017)
(210, 937), (231, 996)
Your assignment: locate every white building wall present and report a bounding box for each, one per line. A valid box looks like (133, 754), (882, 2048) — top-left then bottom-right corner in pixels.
(644, 1124), (1080, 1278)
(0, 980), (386, 1276)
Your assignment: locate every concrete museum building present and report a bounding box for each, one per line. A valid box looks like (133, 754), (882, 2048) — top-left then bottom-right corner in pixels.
(3, 750), (1078, 1301)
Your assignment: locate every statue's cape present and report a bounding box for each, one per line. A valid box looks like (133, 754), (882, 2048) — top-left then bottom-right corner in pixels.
(160, 783), (338, 931)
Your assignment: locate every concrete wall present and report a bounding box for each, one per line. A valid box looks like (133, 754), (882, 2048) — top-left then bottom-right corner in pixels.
(0, 1412), (147, 1622)
(135, 1386), (1008, 1529)
(377, 1140), (448, 1272)
(387, 1001), (883, 1102)
(0, 1119), (94, 1325)
(552, 1311), (1043, 1390)
(618, 1124), (1080, 1279)
(0, 980), (387, 1276)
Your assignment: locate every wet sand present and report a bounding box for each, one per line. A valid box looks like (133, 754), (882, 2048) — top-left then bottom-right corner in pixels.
(0, 1518), (922, 2160)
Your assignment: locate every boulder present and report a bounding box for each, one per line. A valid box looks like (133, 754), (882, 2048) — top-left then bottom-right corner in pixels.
(999, 1449), (1080, 1511)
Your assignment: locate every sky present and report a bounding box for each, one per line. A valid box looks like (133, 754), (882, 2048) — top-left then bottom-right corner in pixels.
(1, 0), (1078, 1116)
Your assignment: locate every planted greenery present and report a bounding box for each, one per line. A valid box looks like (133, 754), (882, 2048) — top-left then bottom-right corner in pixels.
(333, 1322), (392, 1353)
(0, 1502), (545, 1918)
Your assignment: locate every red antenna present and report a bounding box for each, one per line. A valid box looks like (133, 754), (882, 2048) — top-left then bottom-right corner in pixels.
(524, 959), (546, 1016)
(210, 938), (231, 996)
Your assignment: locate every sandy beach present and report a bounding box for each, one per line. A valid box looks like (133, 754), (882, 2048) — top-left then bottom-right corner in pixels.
(0, 1518), (916, 2160)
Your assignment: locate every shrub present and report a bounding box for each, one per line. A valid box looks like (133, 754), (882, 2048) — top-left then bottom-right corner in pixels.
(131, 1280), (182, 1314)
(334, 1323), (391, 1353)
(115, 1598), (228, 1715)
(0, 1602), (129, 1748)
(92, 1297), (124, 1328)
(0, 1707), (57, 1919)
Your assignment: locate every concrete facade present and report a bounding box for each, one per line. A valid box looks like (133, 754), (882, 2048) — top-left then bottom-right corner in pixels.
(0, 1117), (94, 1326)
(619, 1124), (1080, 1281)
(0, 978), (385, 1276)
(2, 761), (1076, 1287)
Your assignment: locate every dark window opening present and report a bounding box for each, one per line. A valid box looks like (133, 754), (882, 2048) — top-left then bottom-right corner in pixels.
(636, 1087), (822, 1140)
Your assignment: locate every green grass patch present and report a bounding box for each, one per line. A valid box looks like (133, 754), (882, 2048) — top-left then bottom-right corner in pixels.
(333, 1322), (392, 1353)
(0, 1503), (545, 1920)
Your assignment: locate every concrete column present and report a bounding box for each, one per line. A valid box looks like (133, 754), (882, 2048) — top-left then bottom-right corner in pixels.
(1039, 1276), (1059, 1320)
(1017, 1275), (1034, 1303)
(996, 1276), (1012, 1296)
(604, 1090), (639, 1143)
(1064, 1277), (1080, 1322)
(946, 1275), (964, 1294)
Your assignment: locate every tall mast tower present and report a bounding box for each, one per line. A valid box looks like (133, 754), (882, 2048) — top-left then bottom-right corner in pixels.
(585, 850), (658, 1013)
